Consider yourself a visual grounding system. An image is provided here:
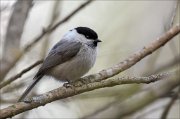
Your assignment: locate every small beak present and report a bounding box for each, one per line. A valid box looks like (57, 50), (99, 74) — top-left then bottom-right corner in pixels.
(96, 39), (102, 42)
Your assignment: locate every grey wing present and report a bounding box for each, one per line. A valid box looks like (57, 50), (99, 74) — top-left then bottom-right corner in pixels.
(34, 40), (82, 78)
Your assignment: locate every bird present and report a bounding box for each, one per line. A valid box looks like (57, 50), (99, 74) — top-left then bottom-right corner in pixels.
(18, 27), (101, 102)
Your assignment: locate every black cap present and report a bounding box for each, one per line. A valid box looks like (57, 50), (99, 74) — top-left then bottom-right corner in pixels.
(75, 27), (98, 40)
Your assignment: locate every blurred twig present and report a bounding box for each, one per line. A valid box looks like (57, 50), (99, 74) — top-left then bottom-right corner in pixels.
(0, 0), (94, 81)
(0, 60), (43, 89)
(1, 0), (33, 80)
(161, 89), (179, 119)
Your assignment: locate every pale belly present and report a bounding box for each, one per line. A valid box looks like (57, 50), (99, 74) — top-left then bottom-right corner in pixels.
(48, 46), (97, 82)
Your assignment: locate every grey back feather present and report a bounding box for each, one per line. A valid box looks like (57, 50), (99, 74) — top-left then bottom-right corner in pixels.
(35, 40), (82, 78)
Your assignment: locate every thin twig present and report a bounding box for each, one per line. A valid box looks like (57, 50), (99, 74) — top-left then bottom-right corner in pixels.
(0, 60), (43, 89)
(161, 90), (179, 119)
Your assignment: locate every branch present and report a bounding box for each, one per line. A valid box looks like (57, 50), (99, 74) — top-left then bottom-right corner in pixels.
(1, 0), (33, 80)
(0, 0), (94, 81)
(84, 70), (179, 119)
(0, 25), (179, 118)
(0, 60), (43, 89)
(0, 71), (176, 118)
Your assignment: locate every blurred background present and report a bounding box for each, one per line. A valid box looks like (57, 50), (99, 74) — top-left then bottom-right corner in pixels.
(0, 0), (179, 118)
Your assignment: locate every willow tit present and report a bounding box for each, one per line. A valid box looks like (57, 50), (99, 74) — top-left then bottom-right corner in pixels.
(18, 27), (101, 102)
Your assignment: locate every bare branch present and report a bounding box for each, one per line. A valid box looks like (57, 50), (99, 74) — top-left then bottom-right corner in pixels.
(0, 71), (177, 118)
(1, 0), (33, 80)
(0, 60), (43, 89)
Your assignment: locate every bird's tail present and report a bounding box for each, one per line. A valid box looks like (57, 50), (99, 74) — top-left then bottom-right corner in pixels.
(18, 75), (42, 102)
